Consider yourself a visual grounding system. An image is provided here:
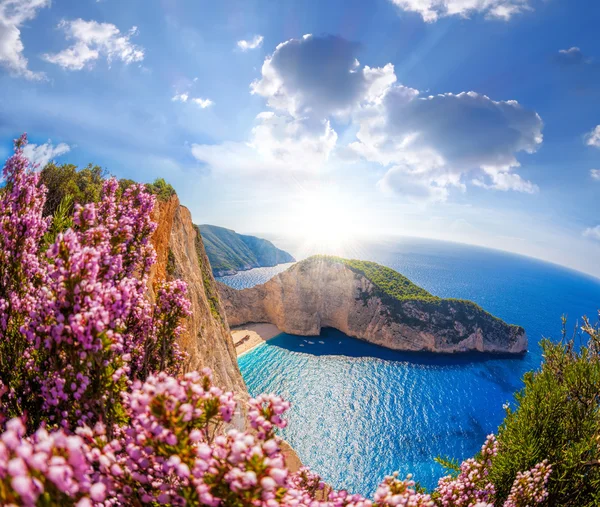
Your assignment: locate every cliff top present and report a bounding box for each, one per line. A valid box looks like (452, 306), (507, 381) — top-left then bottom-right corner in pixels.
(300, 256), (524, 331)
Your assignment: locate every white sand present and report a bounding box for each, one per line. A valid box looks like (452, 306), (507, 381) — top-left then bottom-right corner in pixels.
(232, 323), (282, 357)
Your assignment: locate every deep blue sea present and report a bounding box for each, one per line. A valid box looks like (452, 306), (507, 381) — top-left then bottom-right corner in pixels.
(217, 238), (600, 496)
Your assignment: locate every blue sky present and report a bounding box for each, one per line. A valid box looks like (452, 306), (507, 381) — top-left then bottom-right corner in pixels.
(1, 0), (600, 276)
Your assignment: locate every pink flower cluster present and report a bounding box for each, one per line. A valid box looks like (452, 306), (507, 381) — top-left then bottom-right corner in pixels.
(0, 418), (96, 506)
(503, 460), (551, 507)
(0, 371), (440, 506)
(436, 435), (551, 507)
(0, 134), (191, 431)
(436, 434), (498, 506)
(0, 136), (553, 506)
(0, 368), (552, 506)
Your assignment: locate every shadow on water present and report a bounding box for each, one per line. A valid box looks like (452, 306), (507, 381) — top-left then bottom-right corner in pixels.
(264, 327), (528, 367)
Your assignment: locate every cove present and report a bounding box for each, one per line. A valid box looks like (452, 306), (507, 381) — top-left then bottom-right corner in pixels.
(228, 238), (600, 496)
(238, 328), (526, 494)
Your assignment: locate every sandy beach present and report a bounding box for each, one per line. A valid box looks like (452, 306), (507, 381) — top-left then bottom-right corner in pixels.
(232, 323), (282, 357)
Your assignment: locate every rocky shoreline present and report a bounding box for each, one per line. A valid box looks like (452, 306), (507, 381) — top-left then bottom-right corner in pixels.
(218, 256), (527, 355)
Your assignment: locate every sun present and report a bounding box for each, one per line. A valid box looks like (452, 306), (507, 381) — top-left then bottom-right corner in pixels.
(288, 186), (357, 254)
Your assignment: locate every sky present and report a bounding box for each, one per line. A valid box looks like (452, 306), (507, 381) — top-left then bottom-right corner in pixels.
(1, 0), (600, 277)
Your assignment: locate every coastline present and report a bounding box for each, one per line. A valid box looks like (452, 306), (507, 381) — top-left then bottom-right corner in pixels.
(214, 261), (296, 278)
(232, 323), (282, 357)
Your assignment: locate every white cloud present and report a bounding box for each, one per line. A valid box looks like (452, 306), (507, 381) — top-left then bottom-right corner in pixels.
(583, 225), (600, 241)
(585, 125), (600, 148)
(23, 140), (70, 168)
(43, 19), (144, 70)
(556, 47), (587, 65)
(199, 34), (543, 200)
(251, 34), (367, 118)
(237, 35), (263, 51)
(388, 0), (532, 22)
(591, 169), (600, 180)
(351, 88), (542, 198)
(191, 97), (213, 108)
(472, 168), (539, 193)
(172, 92), (189, 103)
(172, 93), (213, 108)
(191, 112), (337, 176)
(0, 0), (49, 79)
(378, 166), (449, 202)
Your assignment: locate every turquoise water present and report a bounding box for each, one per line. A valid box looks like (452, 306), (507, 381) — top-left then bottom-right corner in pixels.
(220, 238), (600, 496)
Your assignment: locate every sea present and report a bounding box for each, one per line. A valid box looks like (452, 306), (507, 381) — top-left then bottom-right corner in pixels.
(216, 237), (600, 496)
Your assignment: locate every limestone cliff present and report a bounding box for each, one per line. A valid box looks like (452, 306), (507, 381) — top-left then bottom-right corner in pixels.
(148, 195), (247, 396)
(218, 256), (527, 354)
(147, 196), (303, 468)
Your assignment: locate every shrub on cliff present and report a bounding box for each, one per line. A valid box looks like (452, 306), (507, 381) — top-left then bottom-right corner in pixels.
(488, 317), (600, 506)
(40, 162), (107, 217)
(0, 136), (551, 506)
(40, 161), (176, 220)
(146, 177), (176, 202)
(0, 135), (190, 432)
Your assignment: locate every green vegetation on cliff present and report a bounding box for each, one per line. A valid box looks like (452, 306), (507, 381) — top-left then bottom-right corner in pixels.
(308, 256), (522, 335)
(329, 257), (434, 300)
(194, 225), (223, 323)
(40, 162), (176, 217)
(488, 318), (600, 506)
(199, 224), (295, 276)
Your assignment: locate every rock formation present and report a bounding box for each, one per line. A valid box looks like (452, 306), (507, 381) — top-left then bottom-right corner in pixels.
(148, 195), (304, 467)
(218, 256), (527, 354)
(148, 195), (247, 396)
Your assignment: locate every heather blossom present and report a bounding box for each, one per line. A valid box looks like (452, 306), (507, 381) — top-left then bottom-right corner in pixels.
(0, 136), (552, 506)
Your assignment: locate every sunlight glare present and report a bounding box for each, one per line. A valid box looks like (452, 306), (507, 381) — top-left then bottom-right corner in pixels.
(289, 187), (357, 255)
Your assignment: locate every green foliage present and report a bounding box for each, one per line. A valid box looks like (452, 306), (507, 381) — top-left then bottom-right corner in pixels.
(323, 256), (435, 300)
(199, 224), (294, 276)
(194, 226), (223, 323)
(167, 248), (177, 277)
(40, 162), (107, 217)
(42, 194), (74, 250)
(146, 178), (176, 202)
(40, 164), (177, 218)
(489, 315), (600, 506)
(434, 456), (461, 477)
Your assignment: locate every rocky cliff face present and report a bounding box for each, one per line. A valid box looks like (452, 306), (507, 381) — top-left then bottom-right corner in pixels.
(218, 257), (527, 354)
(148, 195), (247, 396)
(148, 197), (303, 466)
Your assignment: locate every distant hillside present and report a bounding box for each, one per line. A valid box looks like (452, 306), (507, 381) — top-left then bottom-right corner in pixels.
(199, 224), (295, 276)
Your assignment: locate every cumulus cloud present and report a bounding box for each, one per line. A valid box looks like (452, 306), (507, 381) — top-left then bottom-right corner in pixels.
(23, 140), (71, 168)
(556, 47), (587, 66)
(350, 87), (542, 198)
(172, 93), (213, 108)
(586, 125), (600, 148)
(388, 0), (532, 22)
(192, 112), (337, 176)
(591, 169), (600, 180)
(43, 19), (144, 70)
(583, 225), (600, 241)
(378, 166), (449, 202)
(251, 34), (371, 118)
(0, 0), (49, 79)
(237, 35), (263, 51)
(199, 34), (543, 200)
(191, 97), (213, 108)
(472, 169), (539, 193)
(172, 93), (189, 103)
